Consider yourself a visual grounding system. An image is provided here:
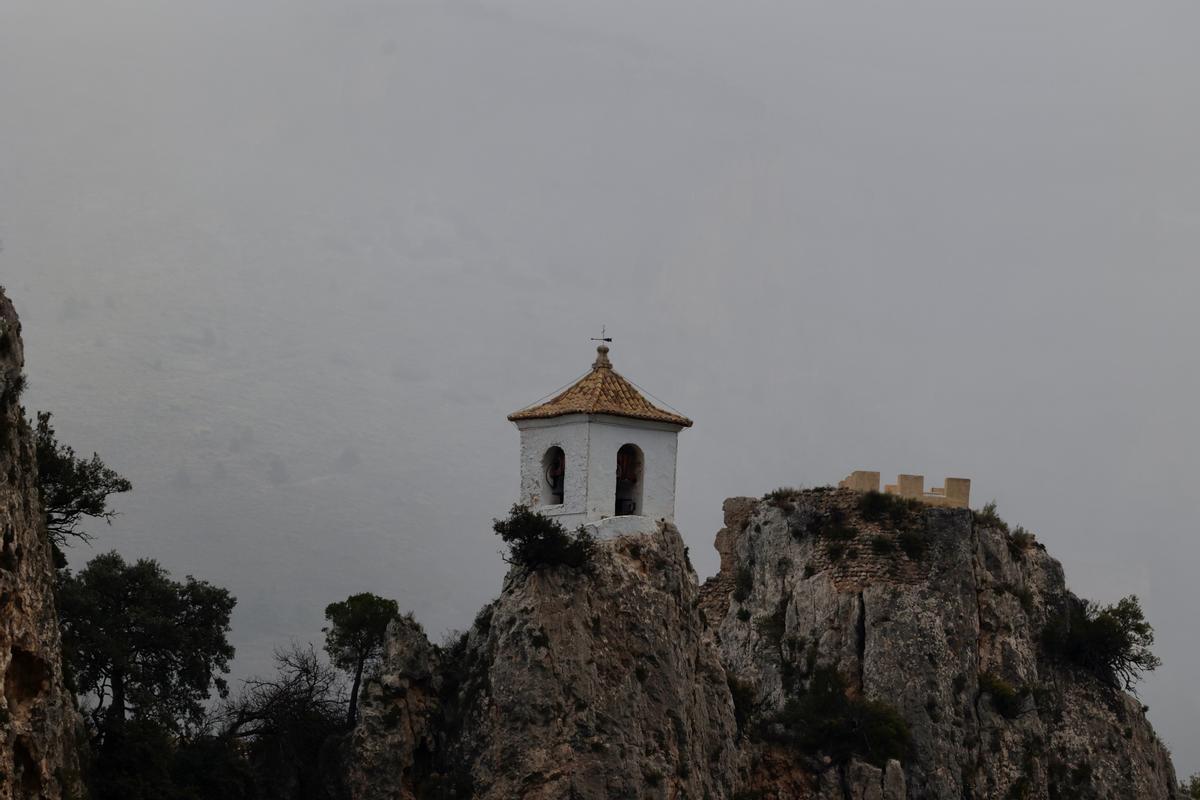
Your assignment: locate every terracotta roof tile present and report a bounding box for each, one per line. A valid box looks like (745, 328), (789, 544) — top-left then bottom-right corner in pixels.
(508, 345), (692, 428)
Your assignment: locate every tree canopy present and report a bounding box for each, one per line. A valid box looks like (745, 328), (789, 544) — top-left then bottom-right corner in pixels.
(58, 551), (236, 735)
(34, 410), (131, 553)
(221, 643), (347, 799)
(1041, 594), (1161, 690)
(88, 719), (256, 800)
(323, 592), (398, 725)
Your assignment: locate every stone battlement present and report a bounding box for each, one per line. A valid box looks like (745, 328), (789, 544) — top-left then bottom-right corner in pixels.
(839, 470), (971, 508)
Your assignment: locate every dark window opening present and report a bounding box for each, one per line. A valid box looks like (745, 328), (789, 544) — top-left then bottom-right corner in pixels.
(615, 444), (643, 516)
(542, 446), (565, 505)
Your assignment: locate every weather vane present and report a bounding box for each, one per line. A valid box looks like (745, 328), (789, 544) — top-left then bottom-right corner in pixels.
(591, 325), (612, 344)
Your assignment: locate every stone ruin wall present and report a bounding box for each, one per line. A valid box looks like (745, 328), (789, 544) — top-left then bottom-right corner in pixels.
(839, 469), (971, 508)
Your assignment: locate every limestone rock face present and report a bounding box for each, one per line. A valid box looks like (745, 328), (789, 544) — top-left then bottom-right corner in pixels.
(340, 614), (440, 800)
(346, 523), (738, 799)
(347, 487), (1183, 800)
(715, 488), (1180, 800)
(0, 291), (85, 800)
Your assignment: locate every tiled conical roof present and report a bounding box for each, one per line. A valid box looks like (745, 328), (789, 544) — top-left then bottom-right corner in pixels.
(508, 345), (692, 428)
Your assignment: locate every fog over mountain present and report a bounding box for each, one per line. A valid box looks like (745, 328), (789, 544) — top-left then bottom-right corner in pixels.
(3, 0), (1198, 775)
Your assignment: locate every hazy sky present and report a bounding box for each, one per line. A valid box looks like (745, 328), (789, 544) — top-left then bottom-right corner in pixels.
(3, 0), (1198, 774)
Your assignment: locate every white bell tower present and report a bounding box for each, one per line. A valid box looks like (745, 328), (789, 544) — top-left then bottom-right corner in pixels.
(508, 343), (692, 536)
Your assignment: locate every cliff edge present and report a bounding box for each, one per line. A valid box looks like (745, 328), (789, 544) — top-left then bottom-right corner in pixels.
(343, 523), (737, 799)
(0, 290), (85, 799)
(346, 489), (1181, 799)
(708, 487), (1178, 799)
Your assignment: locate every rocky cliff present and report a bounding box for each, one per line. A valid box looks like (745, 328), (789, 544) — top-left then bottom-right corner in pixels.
(343, 524), (737, 799)
(346, 489), (1181, 800)
(0, 290), (85, 799)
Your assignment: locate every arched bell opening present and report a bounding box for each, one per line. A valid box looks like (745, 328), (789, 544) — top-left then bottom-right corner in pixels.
(614, 443), (643, 516)
(541, 446), (566, 505)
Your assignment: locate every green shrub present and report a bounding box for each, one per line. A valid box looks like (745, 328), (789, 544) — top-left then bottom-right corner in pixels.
(1000, 582), (1035, 615)
(473, 605), (493, 636)
(761, 667), (911, 767)
(733, 565), (754, 602)
(974, 501), (1009, 533)
(897, 529), (926, 560)
(780, 637), (804, 692)
(858, 491), (923, 529)
(816, 508), (858, 541)
(978, 672), (1026, 719)
(803, 641), (819, 676)
(825, 542), (847, 562)
(528, 627), (549, 649)
(1180, 773), (1200, 799)
(754, 615), (784, 645)
(493, 504), (596, 570)
(754, 601), (788, 648)
(869, 534), (895, 555)
(0, 371), (26, 405)
(1008, 526), (1037, 558)
(763, 487), (801, 511)
(1041, 595), (1161, 689)
(857, 490), (893, 522)
(727, 675), (757, 735)
(737, 608), (751, 622)
(1016, 587), (1035, 615)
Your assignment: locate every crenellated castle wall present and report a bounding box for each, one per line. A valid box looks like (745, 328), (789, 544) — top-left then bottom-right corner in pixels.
(839, 469), (971, 508)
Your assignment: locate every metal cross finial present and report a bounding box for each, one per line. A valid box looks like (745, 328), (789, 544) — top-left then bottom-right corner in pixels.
(590, 325), (612, 344)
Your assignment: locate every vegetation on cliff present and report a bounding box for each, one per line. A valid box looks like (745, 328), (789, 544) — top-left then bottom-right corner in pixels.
(760, 666), (911, 768)
(34, 410), (132, 558)
(1041, 594), (1161, 690)
(323, 593), (399, 726)
(492, 503), (596, 570)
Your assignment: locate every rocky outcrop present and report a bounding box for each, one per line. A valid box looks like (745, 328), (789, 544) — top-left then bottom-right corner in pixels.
(339, 613), (441, 800)
(697, 496), (756, 625)
(714, 487), (1180, 799)
(347, 488), (1182, 799)
(345, 523), (738, 799)
(0, 290), (85, 800)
